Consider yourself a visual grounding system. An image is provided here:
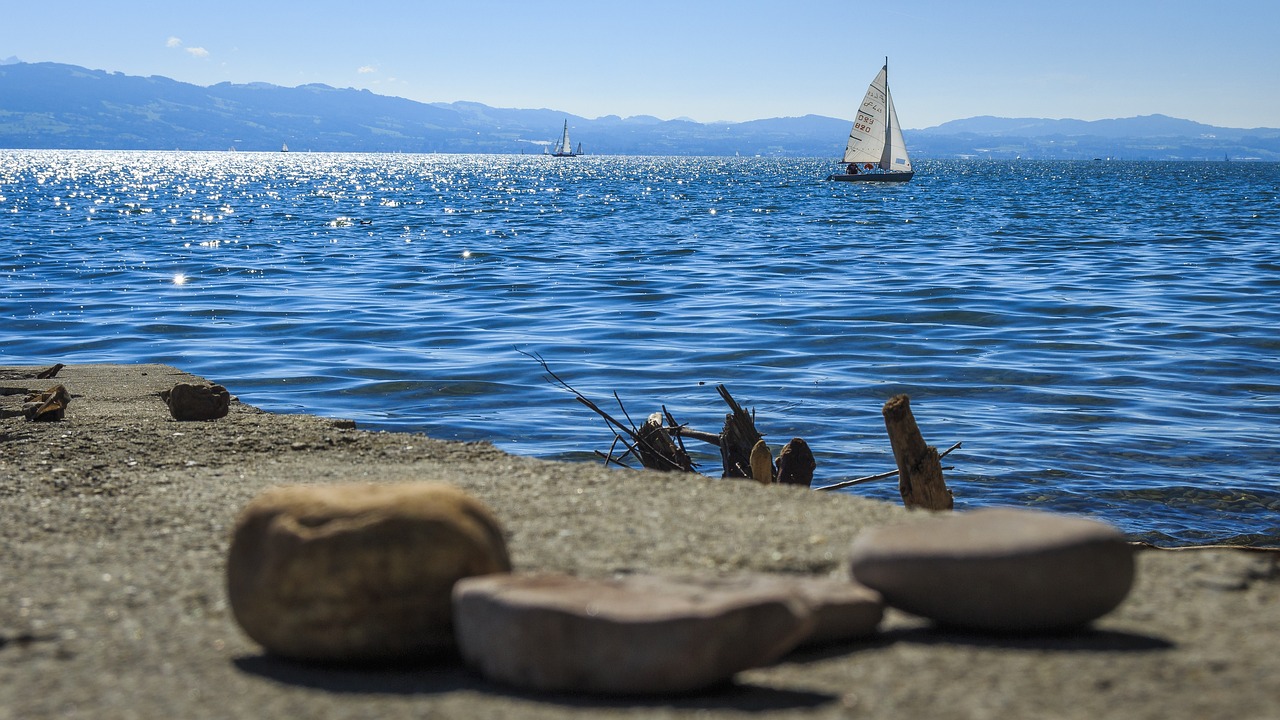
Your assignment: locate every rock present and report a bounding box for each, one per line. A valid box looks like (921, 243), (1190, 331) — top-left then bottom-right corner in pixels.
(624, 573), (883, 647)
(849, 507), (1135, 632)
(227, 482), (511, 662)
(23, 384), (70, 421)
(161, 382), (230, 420)
(452, 572), (813, 695)
(790, 575), (884, 646)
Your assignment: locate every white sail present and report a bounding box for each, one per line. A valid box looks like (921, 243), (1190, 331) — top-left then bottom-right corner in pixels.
(884, 88), (912, 171)
(841, 63), (911, 172)
(557, 121), (572, 155)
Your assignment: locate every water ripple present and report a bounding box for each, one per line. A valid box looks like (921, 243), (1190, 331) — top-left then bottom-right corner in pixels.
(3, 150), (1278, 546)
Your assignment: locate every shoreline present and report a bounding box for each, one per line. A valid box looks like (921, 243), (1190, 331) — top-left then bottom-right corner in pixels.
(2, 363), (1278, 719)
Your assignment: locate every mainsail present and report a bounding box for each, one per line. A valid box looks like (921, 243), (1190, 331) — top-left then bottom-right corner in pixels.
(556, 121), (573, 155)
(841, 62), (912, 173)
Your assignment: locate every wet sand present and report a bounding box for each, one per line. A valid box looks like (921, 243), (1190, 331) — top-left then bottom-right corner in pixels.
(2, 363), (1277, 719)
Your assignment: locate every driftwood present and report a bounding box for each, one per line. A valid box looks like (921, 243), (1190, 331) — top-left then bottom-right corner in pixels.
(526, 351), (961, 502)
(882, 394), (954, 510)
(635, 411), (695, 473)
(524, 350), (695, 473)
(774, 437), (816, 486)
(35, 363), (65, 379)
(714, 384), (769, 481)
(24, 384), (70, 421)
(749, 439), (773, 484)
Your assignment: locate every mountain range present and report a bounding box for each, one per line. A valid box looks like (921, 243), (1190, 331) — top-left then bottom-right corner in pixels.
(2, 61), (1278, 160)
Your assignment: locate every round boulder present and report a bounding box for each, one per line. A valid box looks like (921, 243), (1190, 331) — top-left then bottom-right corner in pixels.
(227, 482), (510, 662)
(849, 507), (1135, 632)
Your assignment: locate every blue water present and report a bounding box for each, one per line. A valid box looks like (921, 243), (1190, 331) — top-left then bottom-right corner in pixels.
(3, 150), (1278, 546)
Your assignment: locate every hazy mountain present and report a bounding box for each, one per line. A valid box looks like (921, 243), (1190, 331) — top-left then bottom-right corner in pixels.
(1, 61), (1277, 160)
(911, 115), (1280, 160)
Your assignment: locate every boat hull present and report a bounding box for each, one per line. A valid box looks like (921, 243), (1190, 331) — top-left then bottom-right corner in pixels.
(827, 171), (914, 183)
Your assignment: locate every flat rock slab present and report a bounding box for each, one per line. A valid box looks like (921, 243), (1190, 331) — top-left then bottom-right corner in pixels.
(623, 573), (884, 647)
(227, 482), (511, 662)
(453, 573), (814, 695)
(849, 507), (1135, 632)
(789, 575), (884, 646)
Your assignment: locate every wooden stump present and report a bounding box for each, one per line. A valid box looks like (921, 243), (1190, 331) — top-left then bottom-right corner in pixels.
(774, 438), (816, 487)
(716, 385), (764, 480)
(750, 439), (774, 484)
(881, 395), (953, 510)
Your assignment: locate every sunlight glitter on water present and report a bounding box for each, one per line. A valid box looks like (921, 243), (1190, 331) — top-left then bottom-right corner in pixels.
(2, 150), (1277, 546)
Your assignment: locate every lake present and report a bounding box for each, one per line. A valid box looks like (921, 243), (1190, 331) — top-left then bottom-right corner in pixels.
(2, 150), (1277, 546)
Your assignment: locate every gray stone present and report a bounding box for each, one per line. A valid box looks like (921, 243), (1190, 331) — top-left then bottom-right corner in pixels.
(227, 482), (511, 662)
(849, 507), (1135, 632)
(452, 572), (813, 695)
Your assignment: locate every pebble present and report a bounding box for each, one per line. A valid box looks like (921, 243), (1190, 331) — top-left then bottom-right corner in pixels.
(848, 507), (1135, 632)
(226, 482), (510, 661)
(452, 572), (813, 694)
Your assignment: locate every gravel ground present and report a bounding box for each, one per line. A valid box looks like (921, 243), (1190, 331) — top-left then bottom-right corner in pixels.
(2, 363), (1277, 720)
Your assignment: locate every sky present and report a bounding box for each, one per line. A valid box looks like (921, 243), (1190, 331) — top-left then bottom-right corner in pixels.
(2, 0), (1278, 130)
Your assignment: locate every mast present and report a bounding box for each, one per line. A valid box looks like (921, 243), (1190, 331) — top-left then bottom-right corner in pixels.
(881, 56), (892, 170)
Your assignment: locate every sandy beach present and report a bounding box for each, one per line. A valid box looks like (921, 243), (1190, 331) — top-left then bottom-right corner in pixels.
(2, 363), (1277, 719)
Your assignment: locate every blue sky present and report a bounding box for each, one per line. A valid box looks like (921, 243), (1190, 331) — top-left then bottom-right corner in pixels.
(2, 0), (1277, 129)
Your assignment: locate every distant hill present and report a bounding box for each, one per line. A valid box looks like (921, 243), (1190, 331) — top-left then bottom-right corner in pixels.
(1, 61), (1277, 159)
(911, 114), (1280, 160)
(0, 62), (846, 156)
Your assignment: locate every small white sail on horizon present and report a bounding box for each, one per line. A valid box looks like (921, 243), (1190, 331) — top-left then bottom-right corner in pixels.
(831, 58), (913, 182)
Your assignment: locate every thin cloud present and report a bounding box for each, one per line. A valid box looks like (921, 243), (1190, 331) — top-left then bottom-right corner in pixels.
(358, 66), (377, 74)
(166, 37), (182, 48)
(186, 47), (210, 58)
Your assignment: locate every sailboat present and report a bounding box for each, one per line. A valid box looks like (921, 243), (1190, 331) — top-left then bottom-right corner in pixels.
(550, 120), (581, 157)
(828, 57), (913, 183)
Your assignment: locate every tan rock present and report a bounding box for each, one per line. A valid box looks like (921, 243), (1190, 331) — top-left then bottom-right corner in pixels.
(161, 382), (230, 420)
(849, 507), (1135, 632)
(227, 482), (511, 662)
(452, 572), (813, 695)
(790, 575), (883, 646)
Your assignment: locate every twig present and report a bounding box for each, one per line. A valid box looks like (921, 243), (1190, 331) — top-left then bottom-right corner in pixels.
(670, 426), (722, 446)
(524, 348), (697, 472)
(814, 442), (961, 492)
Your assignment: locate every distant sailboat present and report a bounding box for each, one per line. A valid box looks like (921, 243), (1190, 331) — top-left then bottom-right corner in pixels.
(828, 57), (914, 183)
(550, 120), (581, 157)
(281, 142), (289, 153)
